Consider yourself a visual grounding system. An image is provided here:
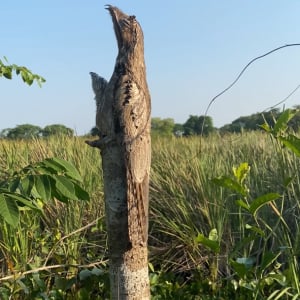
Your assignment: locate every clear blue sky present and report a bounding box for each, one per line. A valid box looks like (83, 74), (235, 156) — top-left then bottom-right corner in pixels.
(1, 1), (300, 135)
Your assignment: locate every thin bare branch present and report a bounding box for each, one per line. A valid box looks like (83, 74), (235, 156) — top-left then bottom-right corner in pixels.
(204, 43), (300, 117)
(0, 260), (108, 282)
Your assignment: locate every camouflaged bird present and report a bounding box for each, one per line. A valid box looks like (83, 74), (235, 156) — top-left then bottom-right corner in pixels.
(88, 5), (151, 247)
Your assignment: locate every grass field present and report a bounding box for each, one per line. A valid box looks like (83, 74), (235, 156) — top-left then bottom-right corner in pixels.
(0, 131), (300, 299)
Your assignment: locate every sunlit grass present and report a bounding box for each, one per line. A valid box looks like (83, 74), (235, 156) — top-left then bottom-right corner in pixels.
(0, 131), (300, 297)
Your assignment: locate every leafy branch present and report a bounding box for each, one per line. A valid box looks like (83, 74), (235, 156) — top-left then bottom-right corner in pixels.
(0, 157), (89, 227)
(0, 56), (46, 87)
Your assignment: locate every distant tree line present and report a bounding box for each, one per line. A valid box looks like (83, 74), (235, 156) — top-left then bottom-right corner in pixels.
(4, 107), (299, 140)
(219, 106), (300, 134)
(151, 115), (215, 137)
(149, 106), (300, 137)
(0, 124), (74, 139)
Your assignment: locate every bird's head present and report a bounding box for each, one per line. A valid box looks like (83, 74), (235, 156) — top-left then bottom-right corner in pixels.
(105, 5), (144, 53)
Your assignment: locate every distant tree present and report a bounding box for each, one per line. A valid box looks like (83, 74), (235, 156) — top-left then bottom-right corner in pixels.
(151, 117), (175, 137)
(0, 128), (11, 139)
(5, 124), (42, 139)
(42, 124), (74, 137)
(173, 123), (184, 137)
(220, 109), (281, 133)
(183, 115), (200, 135)
(183, 115), (214, 136)
(90, 126), (100, 137)
(199, 115), (214, 136)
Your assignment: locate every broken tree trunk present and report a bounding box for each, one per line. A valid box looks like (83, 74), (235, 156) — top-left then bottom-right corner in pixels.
(86, 5), (151, 299)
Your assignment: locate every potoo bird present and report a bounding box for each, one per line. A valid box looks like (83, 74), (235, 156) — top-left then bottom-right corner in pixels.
(89, 5), (151, 247)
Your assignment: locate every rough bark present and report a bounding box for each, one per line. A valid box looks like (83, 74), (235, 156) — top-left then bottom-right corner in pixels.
(86, 5), (151, 299)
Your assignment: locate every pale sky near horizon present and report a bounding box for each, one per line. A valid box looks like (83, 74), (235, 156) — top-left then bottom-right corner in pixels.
(1, 1), (300, 135)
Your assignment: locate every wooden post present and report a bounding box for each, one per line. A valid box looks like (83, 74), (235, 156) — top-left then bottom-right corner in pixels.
(86, 5), (151, 299)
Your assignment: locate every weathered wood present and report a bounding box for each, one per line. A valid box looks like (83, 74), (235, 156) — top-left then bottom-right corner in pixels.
(86, 5), (151, 299)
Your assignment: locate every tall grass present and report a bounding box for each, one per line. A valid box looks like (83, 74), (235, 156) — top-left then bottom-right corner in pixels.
(150, 132), (300, 290)
(0, 136), (106, 279)
(0, 131), (300, 298)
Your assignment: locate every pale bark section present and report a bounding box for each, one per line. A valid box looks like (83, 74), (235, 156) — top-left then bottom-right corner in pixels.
(110, 247), (149, 300)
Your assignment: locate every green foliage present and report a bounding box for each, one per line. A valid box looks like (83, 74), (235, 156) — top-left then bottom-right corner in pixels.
(0, 266), (110, 300)
(194, 229), (220, 254)
(173, 123), (184, 137)
(2, 119), (300, 298)
(3, 124), (42, 139)
(0, 157), (89, 227)
(42, 124), (74, 137)
(220, 107), (300, 133)
(213, 108), (300, 297)
(151, 117), (175, 137)
(212, 162), (299, 299)
(90, 126), (100, 137)
(220, 109), (280, 133)
(0, 57), (45, 86)
(1, 124), (74, 139)
(183, 115), (214, 136)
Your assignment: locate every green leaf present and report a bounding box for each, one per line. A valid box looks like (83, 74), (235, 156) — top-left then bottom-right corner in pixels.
(195, 233), (220, 253)
(79, 269), (92, 281)
(21, 164), (35, 174)
(91, 267), (104, 276)
(148, 262), (155, 273)
(233, 163), (250, 184)
(0, 193), (19, 227)
(48, 177), (68, 203)
(249, 193), (281, 216)
(54, 175), (77, 200)
(259, 122), (271, 132)
(43, 158), (82, 182)
(266, 274), (287, 287)
(1, 57), (45, 86)
(279, 134), (300, 157)
(73, 182), (90, 201)
(42, 158), (66, 173)
(21, 69), (28, 83)
(273, 109), (297, 136)
(52, 157), (82, 181)
(4, 192), (39, 210)
(245, 224), (265, 237)
(230, 234), (257, 258)
(230, 259), (251, 278)
(34, 175), (51, 201)
(259, 251), (281, 274)
(208, 228), (218, 241)
(20, 175), (34, 196)
(236, 199), (250, 211)
(32, 273), (47, 290)
(212, 176), (248, 196)
(3, 68), (12, 79)
(8, 177), (21, 192)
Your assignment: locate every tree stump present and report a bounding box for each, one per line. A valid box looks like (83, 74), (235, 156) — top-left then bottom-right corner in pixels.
(86, 5), (151, 299)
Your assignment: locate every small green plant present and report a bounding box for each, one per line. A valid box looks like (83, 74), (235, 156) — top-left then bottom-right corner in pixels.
(211, 108), (300, 299)
(0, 156), (91, 299)
(0, 265), (110, 300)
(212, 161), (299, 299)
(0, 157), (89, 227)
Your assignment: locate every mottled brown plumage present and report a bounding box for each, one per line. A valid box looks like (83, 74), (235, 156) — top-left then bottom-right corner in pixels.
(88, 5), (151, 247)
